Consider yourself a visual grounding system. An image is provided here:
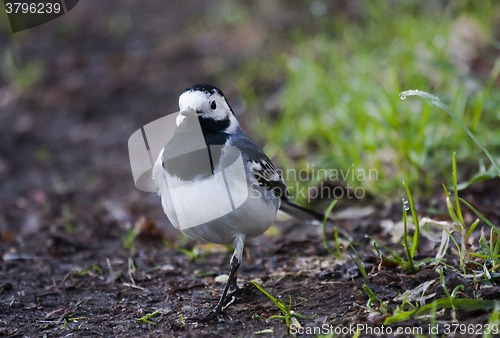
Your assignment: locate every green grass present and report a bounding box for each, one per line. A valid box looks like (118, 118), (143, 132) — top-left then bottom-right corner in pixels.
(163, 240), (200, 260)
(484, 303), (500, 338)
(238, 3), (500, 328)
(240, 1), (500, 200)
(324, 129), (500, 327)
(363, 285), (388, 315)
(251, 280), (306, 335)
(321, 199), (339, 257)
(366, 181), (429, 274)
(137, 309), (160, 326)
(203, 2), (499, 331)
(372, 151), (500, 326)
(385, 298), (498, 325)
(344, 244), (368, 279)
(122, 224), (141, 251)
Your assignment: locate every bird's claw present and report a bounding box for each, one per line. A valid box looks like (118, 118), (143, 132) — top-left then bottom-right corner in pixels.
(186, 308), (225, 322)
(187, 258), (241, 323)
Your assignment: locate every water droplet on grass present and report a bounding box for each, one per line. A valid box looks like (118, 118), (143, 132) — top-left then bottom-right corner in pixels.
(402, 198), (410, 210)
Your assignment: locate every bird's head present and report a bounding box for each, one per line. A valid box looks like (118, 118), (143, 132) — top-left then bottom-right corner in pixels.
(178, 84), (240, 135)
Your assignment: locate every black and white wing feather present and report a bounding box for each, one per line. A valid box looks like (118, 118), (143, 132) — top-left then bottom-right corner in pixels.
(230, 133), (325, 220)
(230, 134), (289, 199)
(249, 159), (289, 198)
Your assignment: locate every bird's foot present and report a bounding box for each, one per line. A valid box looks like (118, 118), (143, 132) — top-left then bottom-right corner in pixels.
(187, 293), (238, 323)
(186, 306), (225, 323)
(187, 257), (241, 323)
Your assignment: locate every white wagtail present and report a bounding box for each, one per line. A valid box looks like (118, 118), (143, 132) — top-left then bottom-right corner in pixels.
(152, 84), (320, 321)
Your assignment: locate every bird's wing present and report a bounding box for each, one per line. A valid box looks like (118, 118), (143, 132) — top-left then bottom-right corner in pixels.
(249, 158), (289, 198)
(230, 135), (289, 199)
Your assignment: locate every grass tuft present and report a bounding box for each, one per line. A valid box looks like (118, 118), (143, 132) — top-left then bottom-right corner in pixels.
(242, 2), (500, 200)
(363, 285), (388, 315)
(367, 182), (422, 274)
(163, 240), (199, 260)
(251, 280), (305, 335)
(138, 310), (160, 326)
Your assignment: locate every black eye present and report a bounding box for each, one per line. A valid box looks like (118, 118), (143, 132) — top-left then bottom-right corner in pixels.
(210, 101), (217, 110)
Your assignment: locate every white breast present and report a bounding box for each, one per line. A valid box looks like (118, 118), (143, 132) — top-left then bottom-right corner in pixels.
(152, 148), (279, 245)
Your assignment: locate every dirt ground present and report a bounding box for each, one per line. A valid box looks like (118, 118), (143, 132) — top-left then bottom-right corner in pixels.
(1, 1), (500, 337)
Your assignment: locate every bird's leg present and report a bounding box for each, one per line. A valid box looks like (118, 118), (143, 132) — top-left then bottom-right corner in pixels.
(230, 269), (239, 290)
(188, 257), (240, 322)
(188, 235), (245, 322)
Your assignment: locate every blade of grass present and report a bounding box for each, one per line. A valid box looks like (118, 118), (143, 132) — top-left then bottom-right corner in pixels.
(366, 235), (408, 269)
(400, 90), (500, 175)
(343, 244), (368, 279)
(484, 300), (500, 338)
(443, 181), (467, 263)
(459, 198), (500, 236)
(251, 280), (305, 333)
(479, 229), (494, 268)
(322, 200), (339, 256)
(403, 181), (420, 260)
(138, 310), (160, 325)
(490, 228), (495, 260)
(430, 300), (437, 338)
(385, 299), (498, 325)
(372, 241), (405, 266)
(163, 240), (198, 259)
(443, 184), (460, 225)
(466, 219), (480, 238)
(456, 163), (498, 191)
(252, 281), (283, 310)
(433, 223), (465, 272)
(452, 152), (465, 226)
(470, 253), (500, 258)
(493, 233), (500, 268)
(334, 226), (341, 259)
(414, 257), (442, 267)
(363, 285), (388, 315)
(402, 199), (416, 273)
(451, 285), (464, 299)
(439, 266), (454, 311)
(393, 291), (408, 316)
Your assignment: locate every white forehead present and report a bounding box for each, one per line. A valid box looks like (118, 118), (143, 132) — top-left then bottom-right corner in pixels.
(178, 90), (211, 111)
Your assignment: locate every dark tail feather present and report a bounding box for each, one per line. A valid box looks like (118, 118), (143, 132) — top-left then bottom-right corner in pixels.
(279, 198), (325, 221)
